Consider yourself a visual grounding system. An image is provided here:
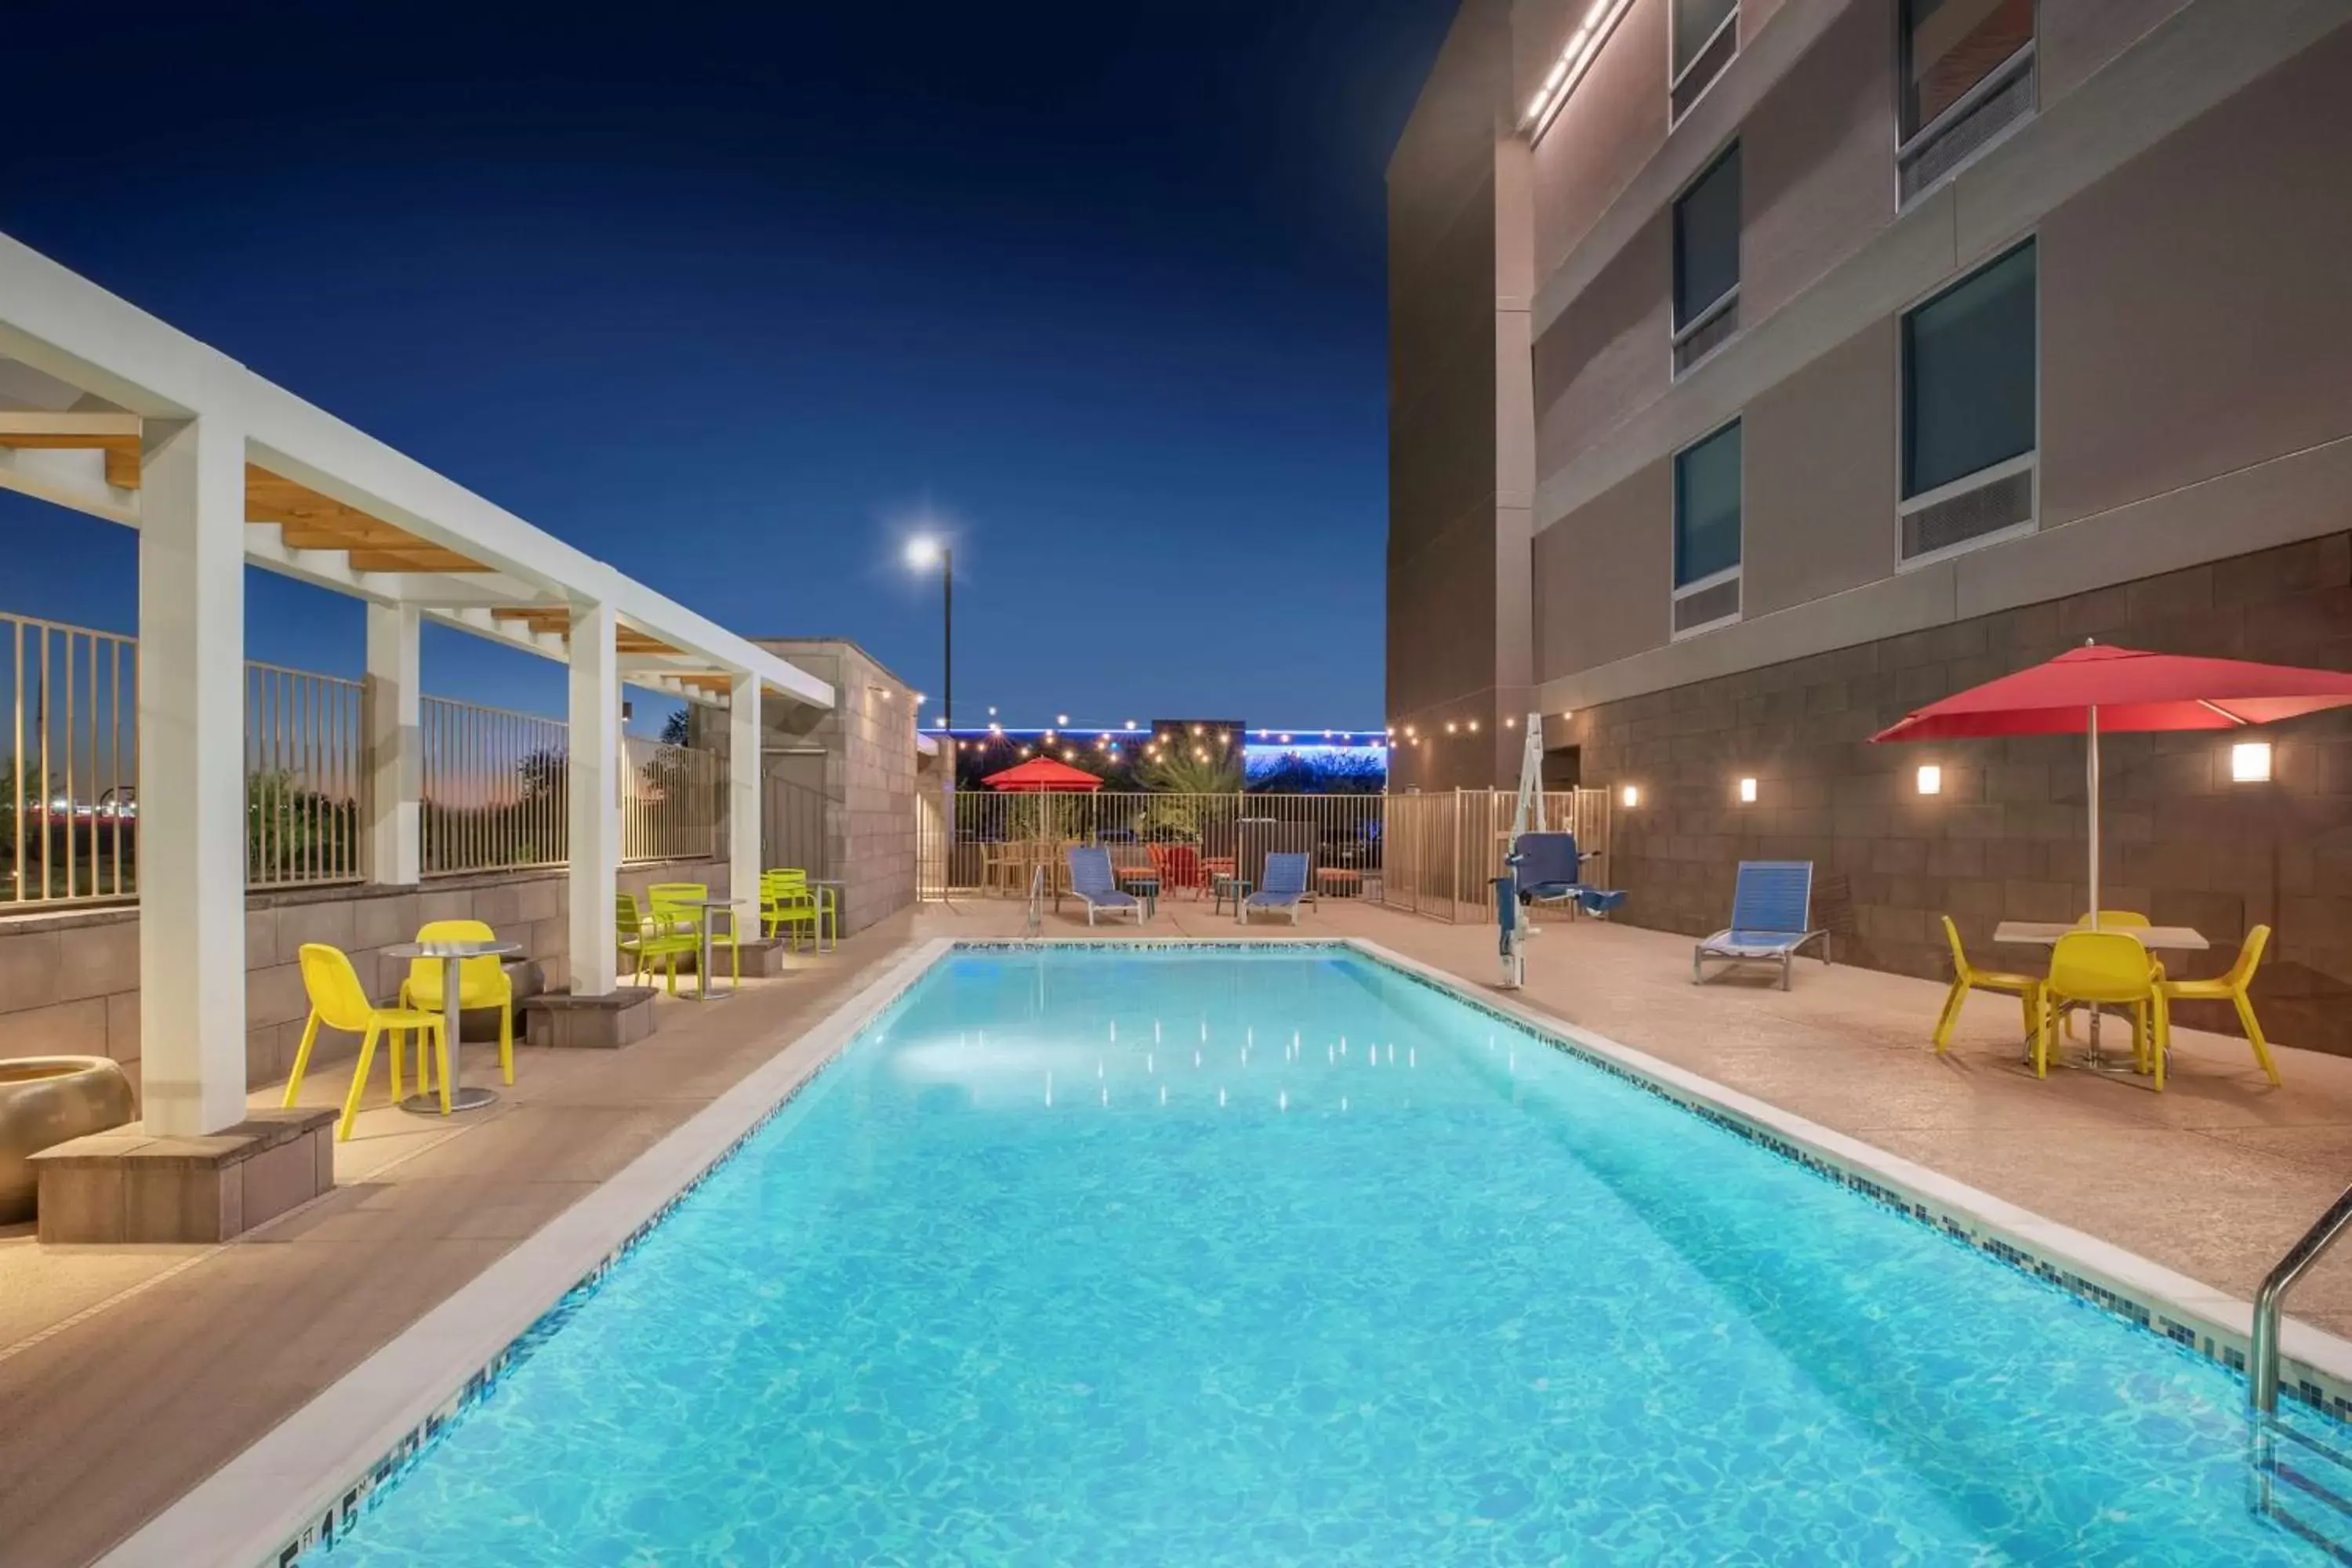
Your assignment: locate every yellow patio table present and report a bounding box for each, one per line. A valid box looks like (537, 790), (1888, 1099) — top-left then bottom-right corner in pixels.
(1993, 921), (2207, 1071)
(382, 935), (522, 1112)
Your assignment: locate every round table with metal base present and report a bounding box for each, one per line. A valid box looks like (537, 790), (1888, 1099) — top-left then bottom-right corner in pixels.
(383, 938), (522, 1115)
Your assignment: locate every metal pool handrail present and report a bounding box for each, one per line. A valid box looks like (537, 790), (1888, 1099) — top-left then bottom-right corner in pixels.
(2252, 1183), (2352, 1412)
(1023, 862), (1044, 938)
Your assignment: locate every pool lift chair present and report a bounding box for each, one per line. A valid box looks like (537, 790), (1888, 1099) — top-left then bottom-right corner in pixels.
(1497, 715), (1624, 989)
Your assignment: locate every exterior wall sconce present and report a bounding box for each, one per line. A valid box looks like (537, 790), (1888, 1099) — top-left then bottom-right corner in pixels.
(1737, 777), (1757, 803)
(1621, 784), (1640, 808)
(1446, 720), (1458, 734)
(1917, 764), (1942, 796)
(2232, 741), (2274, 783)
(1467, 719), (1480, 733)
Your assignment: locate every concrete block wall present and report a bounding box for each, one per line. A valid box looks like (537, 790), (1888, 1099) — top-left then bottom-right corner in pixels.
(755, 638), (920, 935)
(0, 858), (725, 1106)
(1568, 534), (2352, 1054)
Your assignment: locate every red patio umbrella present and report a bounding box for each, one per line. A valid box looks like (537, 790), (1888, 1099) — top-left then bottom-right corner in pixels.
(981, 756), (1104, 793)
(1871, 642), (2352, 920)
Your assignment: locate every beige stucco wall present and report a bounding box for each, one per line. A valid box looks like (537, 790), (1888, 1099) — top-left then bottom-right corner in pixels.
(1740, 315), (1897, 619)
(1531, 456), (1672, 681)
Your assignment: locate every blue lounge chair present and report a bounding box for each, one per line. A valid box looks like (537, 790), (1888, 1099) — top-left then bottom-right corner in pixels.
(1693, 861), (1830, 989)
(1065, 846), (1145, 927)
(1241, 852), (1311, 925)
(1510, 832), (1627, 918)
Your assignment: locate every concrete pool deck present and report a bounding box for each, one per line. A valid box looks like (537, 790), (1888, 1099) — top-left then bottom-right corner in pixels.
(5, 894), (2352, 1563)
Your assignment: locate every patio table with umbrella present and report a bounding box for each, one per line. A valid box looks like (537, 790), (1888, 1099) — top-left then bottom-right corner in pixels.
(1871, 641), (2352, 1068)
(982, 756), (1103, 902)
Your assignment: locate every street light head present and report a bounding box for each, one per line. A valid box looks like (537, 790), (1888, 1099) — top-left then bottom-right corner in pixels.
(903, 536), (943, 570)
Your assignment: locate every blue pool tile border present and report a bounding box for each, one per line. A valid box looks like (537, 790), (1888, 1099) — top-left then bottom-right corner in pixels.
(266, 934), (2350, 1566)
(1345, 938), (2352, 1429)
(278, 956), (945, 1566)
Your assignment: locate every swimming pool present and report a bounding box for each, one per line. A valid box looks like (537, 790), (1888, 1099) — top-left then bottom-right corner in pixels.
(308, 945), (2336, 1564)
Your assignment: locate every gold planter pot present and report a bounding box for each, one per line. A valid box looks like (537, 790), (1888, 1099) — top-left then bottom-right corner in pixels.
(0, 1056), (136, 1224)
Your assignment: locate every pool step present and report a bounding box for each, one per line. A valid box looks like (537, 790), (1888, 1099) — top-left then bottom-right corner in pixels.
(2260, 1416), (2352, 1564)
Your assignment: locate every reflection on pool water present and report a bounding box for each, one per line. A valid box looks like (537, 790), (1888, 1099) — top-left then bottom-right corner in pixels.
(316, 947), (2334, 1565)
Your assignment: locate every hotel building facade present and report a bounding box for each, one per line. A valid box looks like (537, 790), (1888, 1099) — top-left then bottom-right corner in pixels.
(1387, 0), (2352, 1047)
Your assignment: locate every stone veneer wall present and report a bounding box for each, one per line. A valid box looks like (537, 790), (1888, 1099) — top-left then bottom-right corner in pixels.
(1566, 534), (2352, 1054)
(755, 639), (920, 935)
(0, 858), (726, 1108)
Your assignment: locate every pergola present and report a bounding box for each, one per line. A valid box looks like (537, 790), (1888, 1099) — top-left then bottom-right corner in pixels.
(0, 230), (833, 1138)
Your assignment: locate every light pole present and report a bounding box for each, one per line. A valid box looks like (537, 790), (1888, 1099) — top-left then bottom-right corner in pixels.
(905, 535), (951, 731)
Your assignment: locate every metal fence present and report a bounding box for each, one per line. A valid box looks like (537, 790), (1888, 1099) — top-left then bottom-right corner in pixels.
(915, 786), (1610, 922)
(621, 733), (725, 866)
(246, 662), (367, 889)
(1, 612), (138, 906)
(421, 695), (569, 876)
(918, 790), (1388, 902)
(1379, 789), (1610, 922)
(0, 604), (731, 905)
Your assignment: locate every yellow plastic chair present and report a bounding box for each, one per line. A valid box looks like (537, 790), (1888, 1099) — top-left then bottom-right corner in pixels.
(397, 919), (515, 1088)
(2040, 931), (2170, 1086)
(283, 943), (448, 1139)
(618, 892), (698, 993)
(1931, 916), (2042, 1054)
(2063, 913), (2152, 1038)
(2160, 924), (2279, 1087)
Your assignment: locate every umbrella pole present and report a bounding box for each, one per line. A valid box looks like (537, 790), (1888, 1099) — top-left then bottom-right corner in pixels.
(2087, 704), (2101, 928)
(2085, 704), (2111, 1068)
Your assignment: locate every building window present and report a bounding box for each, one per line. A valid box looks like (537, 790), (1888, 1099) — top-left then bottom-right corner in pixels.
(1671, 0), (1739, 122)
(1899, 239), (2036, 562)
(1671, 143), (1740, 376)
(1898, 0), (2035, 202)
(1672, 419), (1742, 637)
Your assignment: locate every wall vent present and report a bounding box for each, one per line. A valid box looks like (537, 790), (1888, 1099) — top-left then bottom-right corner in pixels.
(1671, 575), (1740, 636)
(1672, 300), (1739, 376)
(1901, 467), (2034, 561)
(1900, 53), (2033, 204)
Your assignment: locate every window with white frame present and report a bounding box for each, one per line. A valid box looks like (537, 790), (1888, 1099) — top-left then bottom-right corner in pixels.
(1671, 142), (1740, 376)
(1671, 0), (1738, 121)
(1672, 419), (1742, 637)
(1898, 0), (2036, 202)
(1899, 238), (2036, 563)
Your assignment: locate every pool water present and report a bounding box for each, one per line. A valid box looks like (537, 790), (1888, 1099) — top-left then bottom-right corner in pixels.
(319, 947), (2333, 1565)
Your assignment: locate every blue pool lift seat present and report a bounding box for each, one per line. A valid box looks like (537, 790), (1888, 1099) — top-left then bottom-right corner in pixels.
(1511, 832), (1626, 919)
(1065, 846), (1146, 927)
(1694, 861), (1831, 989)
(1241, 853), (1311, 925)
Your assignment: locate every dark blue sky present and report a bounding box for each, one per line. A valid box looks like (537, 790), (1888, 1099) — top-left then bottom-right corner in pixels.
(0, 0), (1454, 731)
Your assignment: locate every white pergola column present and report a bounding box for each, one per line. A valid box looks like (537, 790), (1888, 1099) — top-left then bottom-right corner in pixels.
(567, 600), (619, 993)
(364, 603), (421, 885)
(729, 672), (763, 913)
(138, 413), (249, 1134)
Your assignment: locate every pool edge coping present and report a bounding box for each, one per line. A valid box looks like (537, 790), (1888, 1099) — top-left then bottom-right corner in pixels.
(1341, 934), (2352, 1422)
(97, 937), (960, 1568)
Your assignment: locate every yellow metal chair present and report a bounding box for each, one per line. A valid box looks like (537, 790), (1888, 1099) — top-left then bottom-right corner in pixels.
(397, 919), (515, 1088)
(2160, 924), (2279, 1087)
(283, 943), (449, 1139)
(2040, 931), (2170, 1086)
(646, 881), (710, 938)
(761, 869), (822, 951)
(618, 892), (698, 993)
(1932, 916), (2042, 1054)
